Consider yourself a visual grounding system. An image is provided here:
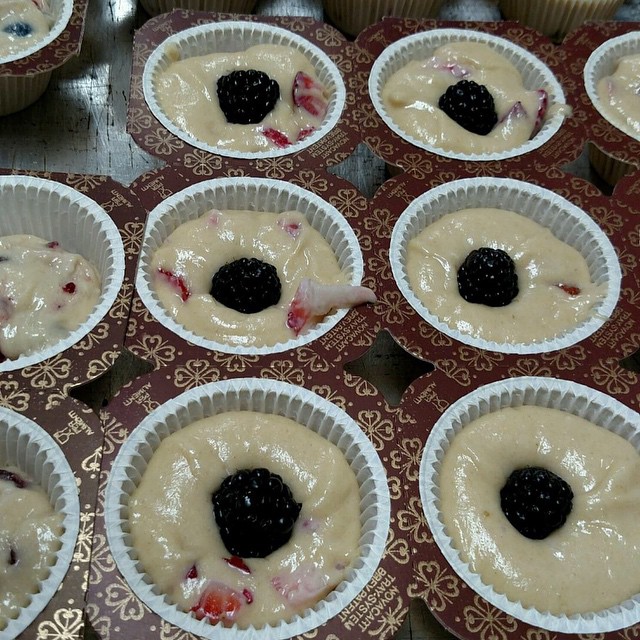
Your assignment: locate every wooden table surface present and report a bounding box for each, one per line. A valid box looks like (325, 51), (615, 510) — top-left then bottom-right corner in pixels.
(2, 1), (638, 639)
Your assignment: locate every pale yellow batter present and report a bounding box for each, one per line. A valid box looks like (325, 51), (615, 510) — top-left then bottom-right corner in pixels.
(0, 466), (64, 630)
(439, 405), (640, 615)
(381, 41), (550, 154)
(155, 44), (329, 152)
(405, 208), (605, 344)
(596, 53), (640, 138)
(129, 411), (361, 628)
(0, 234), (101, 360)
(151, 209), (346, 347)
(0, 0), (53, 58)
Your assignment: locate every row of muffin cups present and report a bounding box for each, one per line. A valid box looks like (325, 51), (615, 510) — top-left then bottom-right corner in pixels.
(84, 157), (639, 639)
(128, 13), (640, 189)
(0, 150), (637, 637)
(0, 170), (143, 639)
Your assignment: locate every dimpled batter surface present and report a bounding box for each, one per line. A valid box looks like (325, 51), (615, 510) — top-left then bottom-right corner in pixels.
(150, 209), (346, 347)
(438, 405), (640, 615)
(0, 0), (53, 58)
(0, 467), (64, 629)
(405, 208), (605, 344)
(128, 411), (361, 628)
(596, 53), (640, 138)
(0, 234), (101, 359)
(155, 44), (328, 152)
(382, 41), (549, 154)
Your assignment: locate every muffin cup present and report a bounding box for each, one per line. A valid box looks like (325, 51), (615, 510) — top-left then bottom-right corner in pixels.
(0, 175), (125, 371)
(322, 0), (444, 37)
(139, 0), (258, 17)
(0, 405), (79, 639)
(135, 176), (365, 355)
(142, 20), (346, 160)
(0, 0), (74, 65)
(584, 31), (640, 184)
(0, 0), (75, 115)
(390, 176), (621, 354)
(368, 28), (568, 162)
(420, 376), (640, 633)
(104, 377), (390, 639)
(499, 0), (624, 41)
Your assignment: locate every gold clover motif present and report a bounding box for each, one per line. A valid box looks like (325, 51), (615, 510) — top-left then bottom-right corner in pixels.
(591, 357), (637, 396)
(409, 559), (460, 613)
(260, 360), (305, 386)
(183, 150), (223, 176)
(145, 128), (185, 156)
(0, 380), (30, 411)
(130, 334), (176, 368)
(36, 607), (83, 640)
(390, 437), (422, 480)
(397, 495), (432, 545)
(22, 355), (72, 389)
(173, 359), (221, 389)
(464, 595), (518, 640)
(105, 576), (147, 621)
(74, 510), (95, 564)
(88, 533), (116, 581)
(355, 410), (395, 450)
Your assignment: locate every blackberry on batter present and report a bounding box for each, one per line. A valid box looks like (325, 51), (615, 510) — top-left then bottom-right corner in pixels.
(212, 468), (302, 558)
(500, 466), (573, 539)
(210, 257), (281, 314)
(457, 247), (519, 307)
(216, 69), (280, 125)
(438, 80), (498, 136)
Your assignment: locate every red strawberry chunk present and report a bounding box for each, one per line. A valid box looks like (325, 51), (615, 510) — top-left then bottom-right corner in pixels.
(224, 556), (251, 574)
(191, 581), (245, 626)
(557, 283), (581, 296)
(185, 565), (198, 580)
(292, 71), (328, 119)
(46, 241), (60, 249)
(157, 268), (190, 302)
(277, 218), (301, 238)
(296, 126), (316, 142)
(263, 127), (291, 148)
(533, 89), (548, 135)
(63, 282), (76, 294)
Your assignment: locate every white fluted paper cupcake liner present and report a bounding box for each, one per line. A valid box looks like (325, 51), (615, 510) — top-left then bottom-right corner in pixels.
(0, 406), (79, 639)
(135, 176), (365, 355)
(585, 31), (640, 143)
(139, 0), (258, 16)
(420, 376), (640, 633)
(369, 28), (567, 161)
(105, 377), (390, 640)
(142, 20), (346, 159)
(0, 175), (125, 371)
(390, 177), (621, 354)
(0, 0), (73, 65)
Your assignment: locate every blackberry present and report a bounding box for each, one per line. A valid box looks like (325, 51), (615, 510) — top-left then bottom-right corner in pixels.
(3, 22), (33, 37)
(210, 257), (281, 314)
(438, 80), (498, 136)
(500, 466), (573, 539)
(216, 69), (280, 125)
(457, 247), (519, 307)
(212, 468), (302, 558)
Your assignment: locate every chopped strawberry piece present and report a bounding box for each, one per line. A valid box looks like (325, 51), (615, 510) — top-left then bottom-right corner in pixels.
(263, 127), (291, 148)
(557, 283), (581, 296)
(191, 581), (245, 626)
(533, 89), (548, 135)
(225, 556), (251, 574)
(157, 268), (190, 302)
(63, 282), (76, 294)
(500, 100), (527, 124)
(272, 564), (329, 607)
(46, 241), (59, 249)
(296, 126), (316, 142)
(242, 588), (254, 604)
(185, 565), (198, 580)
(292, 71), (328, 119)
(277, 219), (301, 238)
